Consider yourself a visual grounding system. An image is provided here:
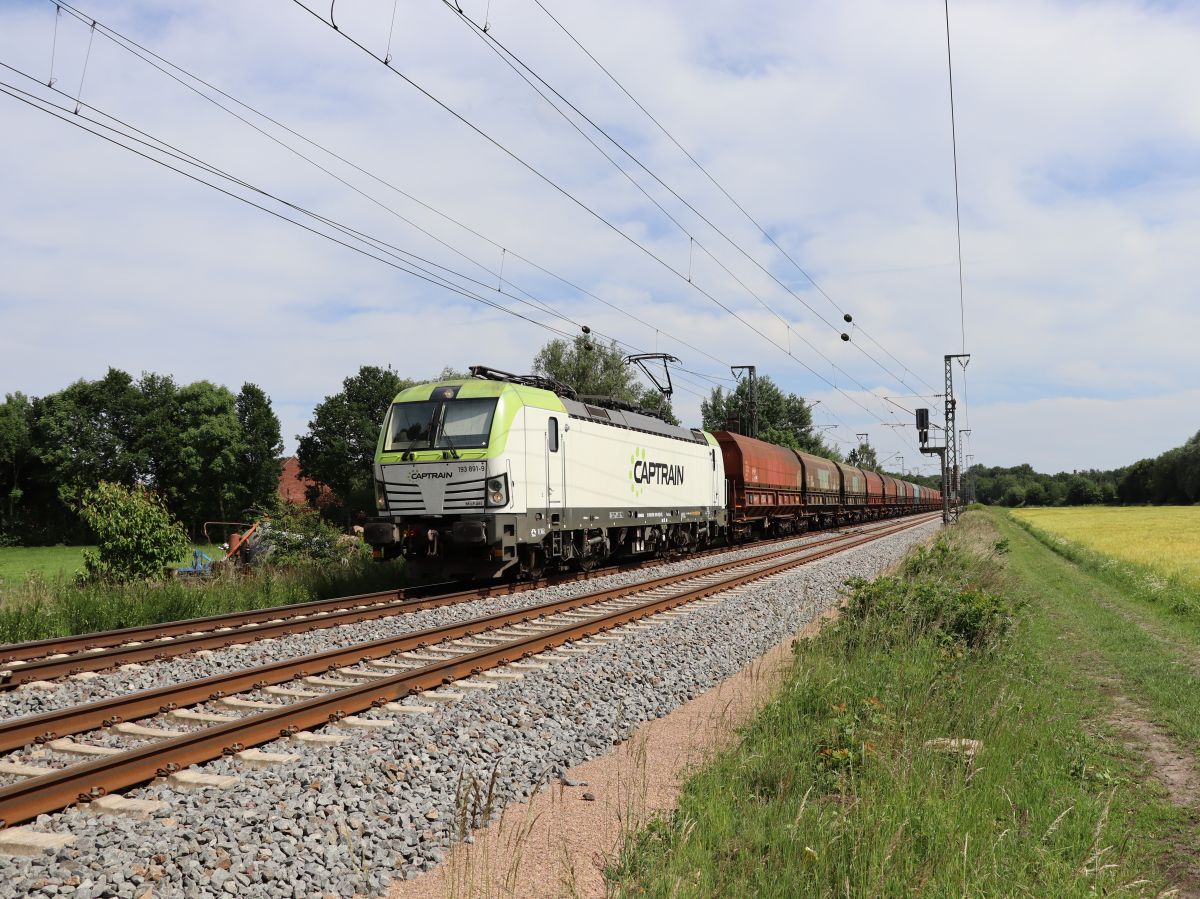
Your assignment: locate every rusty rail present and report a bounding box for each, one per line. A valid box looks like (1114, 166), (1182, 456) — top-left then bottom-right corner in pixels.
(0, 515), (934, 687)
(0, 517), (935, 752)
(0, 514), (938, 828)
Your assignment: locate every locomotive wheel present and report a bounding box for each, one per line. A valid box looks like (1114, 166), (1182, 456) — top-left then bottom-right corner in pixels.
(523, 548), (545, 580)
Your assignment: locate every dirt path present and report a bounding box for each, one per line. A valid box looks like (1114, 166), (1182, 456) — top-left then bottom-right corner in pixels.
(1107, 694), (1200, 810)
(1107, 693), (1200, 898)
(385, 608), (839, 899)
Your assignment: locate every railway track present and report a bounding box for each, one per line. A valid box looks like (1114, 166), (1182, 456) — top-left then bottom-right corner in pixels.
(0, 514), (933, 688)
(0, 513), (937, 830)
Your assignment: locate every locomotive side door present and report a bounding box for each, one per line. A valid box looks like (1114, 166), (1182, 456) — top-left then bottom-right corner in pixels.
(546, 415), (564, 523)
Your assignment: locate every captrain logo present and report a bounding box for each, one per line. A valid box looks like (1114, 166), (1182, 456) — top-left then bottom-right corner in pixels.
(629, 447), (685, 496)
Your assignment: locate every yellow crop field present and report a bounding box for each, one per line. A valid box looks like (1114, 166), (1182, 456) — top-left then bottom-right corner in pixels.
(1011, 506), (1200, 588)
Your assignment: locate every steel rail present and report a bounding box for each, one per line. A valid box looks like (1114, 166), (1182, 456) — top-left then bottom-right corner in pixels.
(0, 510), (938, 666)
(0, 517), (936, 751)
(0, 515), (935, 687)
(0, 519), (895, 667)
(0, 513), (936, 828)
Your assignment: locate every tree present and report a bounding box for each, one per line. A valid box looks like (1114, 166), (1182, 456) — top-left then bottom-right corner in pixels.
(1117, 459), (1153, 504)
(1002, 483), (1026, 507)
(1024, 482), (1048, 506)
(846, 442), (879, 471)
(77, 482), (192, 583)
(533, 335), (679, 424)
(235, 383), (283, 512)
(298, 365), (412, 515)
(1066, 476), (1101, 505)
(1148, 448), (1185, 504)
(0, 393), (32, 534)
(132, 372), (184, 511)
(30, 369), (143, 506)
(1175, 431), (1200, 503)
(700, 374), (837, 459)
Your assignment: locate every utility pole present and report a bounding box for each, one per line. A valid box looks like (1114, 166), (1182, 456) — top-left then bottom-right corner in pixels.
(943, 354), (970, 521)
(731, 365), (758, 438)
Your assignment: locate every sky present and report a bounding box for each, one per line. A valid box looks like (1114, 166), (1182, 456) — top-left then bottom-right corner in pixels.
(2, 0), (1198, 475)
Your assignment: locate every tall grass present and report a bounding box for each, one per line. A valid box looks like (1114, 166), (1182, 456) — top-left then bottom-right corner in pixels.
(0, 561), (410, 645)
(611, 513), (1176, 897)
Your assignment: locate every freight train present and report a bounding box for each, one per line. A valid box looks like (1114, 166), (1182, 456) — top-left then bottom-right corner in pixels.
(364, 367), (941, 578)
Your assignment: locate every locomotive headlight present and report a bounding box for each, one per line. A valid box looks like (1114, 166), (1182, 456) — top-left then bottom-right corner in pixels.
(486, 475), (508, 507)
(375, 479), (387, 511)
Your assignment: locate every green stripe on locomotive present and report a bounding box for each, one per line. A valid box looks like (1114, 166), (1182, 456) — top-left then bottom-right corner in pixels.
(375, 378), (568, 464)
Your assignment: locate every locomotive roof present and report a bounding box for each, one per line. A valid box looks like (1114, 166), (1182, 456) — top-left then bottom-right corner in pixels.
(560, 397), (707, 444)
(391, 378), (709, 445)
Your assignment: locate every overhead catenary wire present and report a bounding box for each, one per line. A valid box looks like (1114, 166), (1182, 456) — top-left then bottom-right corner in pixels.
(22, 5), (899, 456)
(527, 0), (945, 404)
(943, 0), (972, 454)
(288, 0), (926, 442)
(71, 16), (94, 113)
(383, 0), (399, 64)
(47, 0), (738, 387)
(943, 0), (967, 357)
(0, 62), (724, 407)
(46, 3), (61, 87)
(445, 2), (938, 424)
(0, 77), (588, 351)
(449, 13), (930, 456)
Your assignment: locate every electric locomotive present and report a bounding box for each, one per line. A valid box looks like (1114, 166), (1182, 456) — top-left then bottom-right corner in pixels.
(363, 367), (725, 579)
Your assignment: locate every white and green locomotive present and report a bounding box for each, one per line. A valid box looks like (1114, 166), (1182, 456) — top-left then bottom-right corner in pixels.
(364, 367), (726, 578)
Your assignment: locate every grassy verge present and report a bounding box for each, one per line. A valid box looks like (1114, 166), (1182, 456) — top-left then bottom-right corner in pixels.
(0, 544), (224, 587)
(0, 561), (411, 645)
(996, 511), (1200, 756)
(611, 511), (1187, 897)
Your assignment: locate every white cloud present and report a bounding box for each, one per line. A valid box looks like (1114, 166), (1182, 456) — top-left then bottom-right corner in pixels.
(1, 0), (1198, 472)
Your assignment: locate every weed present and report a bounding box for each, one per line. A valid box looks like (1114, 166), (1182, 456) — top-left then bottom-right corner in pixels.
(610, 512), (1180, 898)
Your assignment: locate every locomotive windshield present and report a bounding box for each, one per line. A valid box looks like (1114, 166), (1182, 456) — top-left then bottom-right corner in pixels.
(384, 398), (498, 451)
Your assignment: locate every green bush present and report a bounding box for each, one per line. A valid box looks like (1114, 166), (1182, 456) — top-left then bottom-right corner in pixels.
(77, 482), (191, 584)
(839, 535), (1022, 648)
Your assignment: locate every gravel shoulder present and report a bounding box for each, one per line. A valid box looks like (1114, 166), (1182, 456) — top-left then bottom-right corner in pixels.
(385, 604), (840, 899)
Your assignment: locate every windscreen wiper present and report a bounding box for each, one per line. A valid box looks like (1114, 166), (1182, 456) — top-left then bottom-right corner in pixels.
(436, 407), (460, 459)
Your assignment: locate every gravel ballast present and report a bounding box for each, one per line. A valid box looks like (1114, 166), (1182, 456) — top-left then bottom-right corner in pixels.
(0, 519), (938, 899)
(1, 526), (903, 722)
